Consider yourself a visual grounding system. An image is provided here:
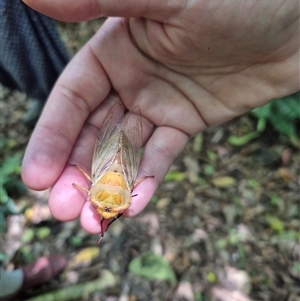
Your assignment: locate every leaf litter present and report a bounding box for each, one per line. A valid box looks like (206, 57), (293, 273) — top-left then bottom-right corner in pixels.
(1, 20), (299, 301)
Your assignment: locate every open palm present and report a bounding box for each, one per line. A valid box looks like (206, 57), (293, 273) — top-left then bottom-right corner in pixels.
(22, 0), (299, 233)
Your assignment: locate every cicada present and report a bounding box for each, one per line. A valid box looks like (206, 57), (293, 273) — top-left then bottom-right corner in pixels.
(73, 102), (153, 243)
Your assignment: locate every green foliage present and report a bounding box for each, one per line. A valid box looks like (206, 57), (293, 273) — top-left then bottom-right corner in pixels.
(150, 195), (159, 204)
(69, 236), (83, 247)
(265, 215), (285, 233)
(193, 133), (203, 153)
(164, 170), (186, 182)
(251, 92), (300, 143)
(0, 151), (26, 232)
(129, 252), (177, 285)
(203, 164), (215, 176)
(0, 152), (24, 202)
(36, 226), (51, 239)
(292, 262), (300, 274)
(206, 271), (217, 284)
(274, 230), (300, 241)
(228, 131), (259, 146)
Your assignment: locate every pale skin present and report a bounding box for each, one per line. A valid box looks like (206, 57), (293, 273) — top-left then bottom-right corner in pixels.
(21, 0), (299, 234)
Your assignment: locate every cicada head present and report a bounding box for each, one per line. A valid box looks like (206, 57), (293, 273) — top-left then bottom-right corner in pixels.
(89, 181), (132, 219)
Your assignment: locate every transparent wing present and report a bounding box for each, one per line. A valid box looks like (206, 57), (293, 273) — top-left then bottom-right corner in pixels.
(120, 106), (143, 188)
(92, 102), (125, 181)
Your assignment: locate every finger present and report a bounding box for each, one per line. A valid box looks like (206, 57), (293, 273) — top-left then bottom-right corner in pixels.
(22, 39), (111, 190)
(80, 202), (102, 234)
(80, 202), (112, 236)
(47, 103), (115, 223)
(49, 165), (88, 221)
(22, 0), (184, 22)
(123, 125), (189, 217)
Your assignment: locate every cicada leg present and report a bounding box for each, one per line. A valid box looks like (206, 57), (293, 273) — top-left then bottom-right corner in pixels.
(75, 165), (92, 182)
(72, 182), (89, 193)
(132, 175), (154, 192)
(97, 213), (123, 245)
(72, 165), (92, 193)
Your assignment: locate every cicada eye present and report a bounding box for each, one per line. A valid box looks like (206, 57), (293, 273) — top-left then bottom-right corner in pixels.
(104, 206), (112, 212)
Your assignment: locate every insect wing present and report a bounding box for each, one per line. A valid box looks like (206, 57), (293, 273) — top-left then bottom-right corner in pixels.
(120, 106), (143, 188)
(92, 102), (125, 182)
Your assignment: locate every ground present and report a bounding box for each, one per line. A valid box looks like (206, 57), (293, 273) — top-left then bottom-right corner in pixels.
(1, 19), (299, 301)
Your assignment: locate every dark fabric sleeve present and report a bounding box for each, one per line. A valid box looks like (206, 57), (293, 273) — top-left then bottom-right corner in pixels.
(0, 0), (69, 102)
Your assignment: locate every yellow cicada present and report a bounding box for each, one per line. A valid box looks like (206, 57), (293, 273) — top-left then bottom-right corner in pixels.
(73, 102), (153, 243)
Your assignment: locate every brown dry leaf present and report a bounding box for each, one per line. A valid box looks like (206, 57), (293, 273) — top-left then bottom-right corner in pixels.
(281, 148), (292, 165)
(1, 215), (26, 266)
(278, 167), (297, 183)
(68, 247), (100, 269)
(25, 203), (52, 224)
(221, 266), (252, 294)
(243, 205), (265, 221)
(156, 198), (171, 209)
(137, 212), (160, 237)
(183, 156), (200, 184)
(212, 176), (237, 187)
(175, 281), (195, 301)
(210, 286), (251, 301)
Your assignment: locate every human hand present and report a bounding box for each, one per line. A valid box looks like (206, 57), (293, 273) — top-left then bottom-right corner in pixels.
(21, 0), (299, 234)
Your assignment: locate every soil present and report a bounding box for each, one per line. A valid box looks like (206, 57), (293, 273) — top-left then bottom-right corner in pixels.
(1, 19), (299, 301)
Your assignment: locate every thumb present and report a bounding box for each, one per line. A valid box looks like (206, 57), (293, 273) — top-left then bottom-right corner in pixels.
(22, 0), (183, 22)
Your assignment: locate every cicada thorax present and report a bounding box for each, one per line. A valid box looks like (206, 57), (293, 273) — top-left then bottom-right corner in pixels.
(89, 150), (132, 219)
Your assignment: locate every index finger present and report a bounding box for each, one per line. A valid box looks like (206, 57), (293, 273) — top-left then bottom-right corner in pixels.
(22, 39), (111, 190)
(23, 0), (183, 22)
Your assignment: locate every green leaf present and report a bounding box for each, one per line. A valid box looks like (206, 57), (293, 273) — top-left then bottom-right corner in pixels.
(5, 197), (19, 214)
(0, 185), (9, 204)
(69, 236), (83, 247)
(0, 137), (9, 149)
(164, 171), (186, 182)
(270, 194), (281, 207)
(21, 245), (35, 263)
(0, 210), (7, 233)
(252, 103), (272, 118)
(266, 215), (285, 233)
(203, 164), (215, 176)
(193, 133), (203, 153)
(212, 176), (236, 187)
(248, 179), (260, 189)
(36, 227), (51, 239)
(150, 195), (159, 204)
(206, 150), (218, 162)
(206, 271), (217, 284)
(274, 96), (300, 119)
(129, 253), (177, 285)
(251, 92), (300, 139)
(216, 239), (227, 249)
(0, 153), (22, 177)
(228, 132), (259, 146)
(256, 117), (267, 132)
(292, 262), (300, 273)
(23, 228), (35, 244)
(0, 252), (6, 263)
(276, 231), (300, 241)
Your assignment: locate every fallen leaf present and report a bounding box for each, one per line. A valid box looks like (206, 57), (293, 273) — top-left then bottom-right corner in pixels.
(278, 167), (297, 183)
(228, 132), (259, 146)
(164, 171), (186, 182)
(212, 176), (236, 187)
(129, 252), (177, 285)
(192, 133), (203, 153)
(69, 247), (100, 269)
